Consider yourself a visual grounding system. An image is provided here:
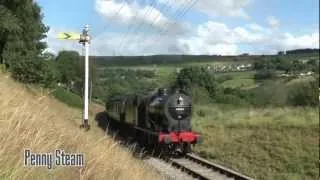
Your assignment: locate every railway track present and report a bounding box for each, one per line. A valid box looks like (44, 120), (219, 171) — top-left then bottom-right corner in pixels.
(162, 153), (253, 180)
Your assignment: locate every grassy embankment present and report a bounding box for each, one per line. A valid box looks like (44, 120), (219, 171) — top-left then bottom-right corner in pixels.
(192, 104), (319, 180)
(0, 72), (160, 180)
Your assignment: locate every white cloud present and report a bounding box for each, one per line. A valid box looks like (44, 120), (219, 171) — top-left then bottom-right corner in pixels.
(176, 21), (269, 55)
(95, 0), (186, 34)
(178, 37), (238, 55)
(267, 16), (280, 28)
(90, 31), (182, 56)
(159, 0), (252, 19)
(176, 21), (319, 55)
(247, 23), (265, 32)
(45, 23), (319, 56)
(273, 32), (319, 51)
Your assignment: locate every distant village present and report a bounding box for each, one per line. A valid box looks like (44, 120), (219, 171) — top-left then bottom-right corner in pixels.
(173, 58), (315, 77)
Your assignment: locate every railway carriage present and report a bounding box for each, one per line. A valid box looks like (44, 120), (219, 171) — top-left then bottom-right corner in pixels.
(106, 88), (202, 154)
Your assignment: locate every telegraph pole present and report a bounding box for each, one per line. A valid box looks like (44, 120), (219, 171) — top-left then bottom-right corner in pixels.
(79, 25), (91, 130)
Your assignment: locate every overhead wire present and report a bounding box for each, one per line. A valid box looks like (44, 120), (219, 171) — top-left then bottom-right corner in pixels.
(131, 0), (198, 53)
(103, 0), (199, 56)
(118, 0), (192, 55)
(117, 0), (157, 55)
(151, 0), (198, 45)
(98, 0), (127, 34)
(89, 0), (129, 103)
(144, 0), (193, 48)
(130, 0), (173, 52)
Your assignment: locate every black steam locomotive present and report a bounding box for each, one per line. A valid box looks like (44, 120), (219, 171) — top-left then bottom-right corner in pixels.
(106, 88), (202, 154)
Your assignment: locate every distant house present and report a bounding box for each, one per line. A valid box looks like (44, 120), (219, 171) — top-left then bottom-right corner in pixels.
(236, 64), (252, 71)
(306, 71), (314, 75)
(299, 59), (309, 64)
(280, 74), (290, 77)
(299, 72), (314, 76)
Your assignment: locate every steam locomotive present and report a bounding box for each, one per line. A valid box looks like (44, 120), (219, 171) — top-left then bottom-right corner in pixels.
(106, 88), (202, 154)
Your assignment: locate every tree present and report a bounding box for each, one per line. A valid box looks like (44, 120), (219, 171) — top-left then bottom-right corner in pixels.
(0, 0), (50, 85)
(175, 66), (222, 99)
(55, 51), (82, 86)
(277, 57), (291, 72)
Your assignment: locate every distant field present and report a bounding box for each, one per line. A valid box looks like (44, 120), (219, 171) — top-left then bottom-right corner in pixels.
(215, 71), (257, 89)
(96, 51), (318, 90)
(93, 52), (319, 67)
(100, 66), (258, 89)
(192, 104), (319, 180)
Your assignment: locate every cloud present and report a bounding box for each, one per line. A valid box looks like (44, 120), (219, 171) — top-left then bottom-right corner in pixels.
(94, 0), (186, 34)
(45, 22), (319, 56)
(178, 38), (238, 55)
(176, 21), (268, 55)
(176, 21), (319, 55)
(267, 16), (280, 28)
(159, 0), (252, 19)
(246, 23), (266, 32)
(272, 32), (319, 51)
(90, 31), (182, 56)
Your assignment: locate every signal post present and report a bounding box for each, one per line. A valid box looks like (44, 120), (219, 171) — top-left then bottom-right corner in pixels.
(79, 25), (91, 130)
(57, 25), (91, 131)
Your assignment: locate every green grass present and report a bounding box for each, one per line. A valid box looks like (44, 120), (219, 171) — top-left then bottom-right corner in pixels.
(217, 71), (257, 89)
(51, 87), (83, 108)
(192, 104), (319, 180)
(0, 64), (5, 73)
(222, 78), (256, 89)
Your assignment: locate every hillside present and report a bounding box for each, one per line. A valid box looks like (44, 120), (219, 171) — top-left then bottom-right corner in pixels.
(192, 104), (319, 180)
(92, 49), (319, 66)
(0, 72), (160, 180)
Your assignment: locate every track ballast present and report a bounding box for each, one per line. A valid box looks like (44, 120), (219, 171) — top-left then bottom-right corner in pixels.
(162, 153), (253, 180)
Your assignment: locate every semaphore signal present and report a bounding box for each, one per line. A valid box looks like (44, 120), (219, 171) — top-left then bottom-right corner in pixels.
(57, 25), (91, 131)
(79, 25), (91, 130)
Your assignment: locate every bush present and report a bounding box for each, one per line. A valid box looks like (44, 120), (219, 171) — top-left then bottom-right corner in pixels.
(217, 75), (233, 83)
(11, 59), (57, 87)
(0, 64), (5, 73)
(254, 70), (276, 81)
(216, 94), (249, 105)
(192, 86), (211, 104)
(248, 81), (289, 107)
(288, 79), (319, 106)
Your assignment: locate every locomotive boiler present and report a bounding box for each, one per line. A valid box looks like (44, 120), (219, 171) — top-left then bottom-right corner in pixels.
(106, 88), (202, 154)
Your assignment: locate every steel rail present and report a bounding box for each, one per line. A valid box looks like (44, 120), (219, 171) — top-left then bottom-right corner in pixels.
(162, 153), (253, 180)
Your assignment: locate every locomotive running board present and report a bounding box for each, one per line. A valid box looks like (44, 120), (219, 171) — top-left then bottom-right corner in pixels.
(134, 127), (158, 136)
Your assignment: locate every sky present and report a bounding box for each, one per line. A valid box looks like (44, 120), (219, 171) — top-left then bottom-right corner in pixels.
(37, 0), (320, 56)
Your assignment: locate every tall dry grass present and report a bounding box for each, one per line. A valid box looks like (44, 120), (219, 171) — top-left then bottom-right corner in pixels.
(0, 73), (160, 180)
